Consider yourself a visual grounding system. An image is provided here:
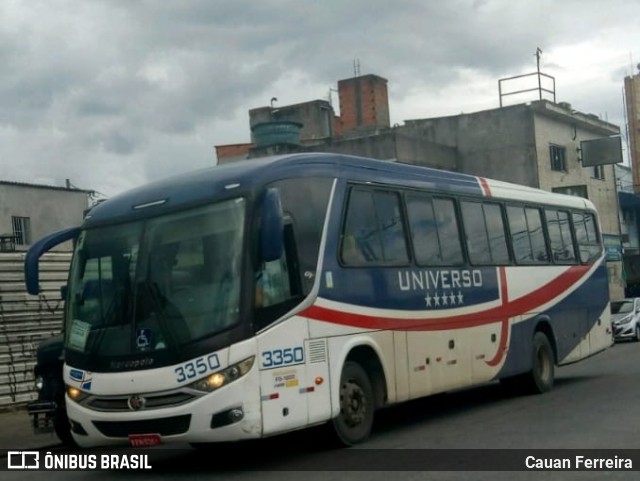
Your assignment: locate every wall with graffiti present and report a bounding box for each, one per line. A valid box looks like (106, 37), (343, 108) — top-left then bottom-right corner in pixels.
(0, 251), (71, 408)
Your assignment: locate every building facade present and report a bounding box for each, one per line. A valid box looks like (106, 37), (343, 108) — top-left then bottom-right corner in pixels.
(617, 164), (640, 296)
(0, 181), (91, 252)
(624, 71), (640, 193)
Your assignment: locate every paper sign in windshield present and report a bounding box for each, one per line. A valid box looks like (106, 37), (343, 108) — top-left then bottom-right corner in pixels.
(68, 319), (91, 351)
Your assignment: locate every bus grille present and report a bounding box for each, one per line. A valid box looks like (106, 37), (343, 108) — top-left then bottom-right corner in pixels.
(86, 392), (196, 412)
(93, 414), (191, 438)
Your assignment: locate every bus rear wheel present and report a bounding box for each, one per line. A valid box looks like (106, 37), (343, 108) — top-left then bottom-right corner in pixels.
(500, 331), (555, 395)
(525, 331), (555, 393)
(332, 361), (374, 446)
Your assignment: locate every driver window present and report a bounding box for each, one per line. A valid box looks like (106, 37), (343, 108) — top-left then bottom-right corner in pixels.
(254, 222), (301, 331)
(256, 255), (291, 308)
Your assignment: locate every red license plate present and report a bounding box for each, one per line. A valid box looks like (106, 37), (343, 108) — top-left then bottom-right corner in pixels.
(129, 433), (162, 447)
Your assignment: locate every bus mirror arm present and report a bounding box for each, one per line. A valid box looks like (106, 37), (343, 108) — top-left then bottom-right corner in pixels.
(259, 188), (284, 263)
(25, 226), (81, 295)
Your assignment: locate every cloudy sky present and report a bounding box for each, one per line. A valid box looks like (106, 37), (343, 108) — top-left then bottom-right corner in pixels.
(1, 0), (639, 198)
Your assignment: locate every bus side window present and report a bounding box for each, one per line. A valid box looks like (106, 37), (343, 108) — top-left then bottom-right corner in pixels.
(460, 201), (509, 265)
(507, 205), (549, 264)
(341, 188), (408, 265)
(342, 189), (381, 263)
(572, 212), (601, 264)
(545, 209), (576, 263)
(406, 194), (464, 266)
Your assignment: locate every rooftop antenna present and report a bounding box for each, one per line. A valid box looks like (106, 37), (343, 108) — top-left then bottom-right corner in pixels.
(353, 58), (361, 77)
(535, 47), (543, 101)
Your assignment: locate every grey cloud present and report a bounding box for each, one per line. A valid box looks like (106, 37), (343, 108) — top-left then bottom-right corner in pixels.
(1, 0), (639, 196)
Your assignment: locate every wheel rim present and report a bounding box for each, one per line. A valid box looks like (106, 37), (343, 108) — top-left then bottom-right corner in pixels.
(340, 379), (368, 427)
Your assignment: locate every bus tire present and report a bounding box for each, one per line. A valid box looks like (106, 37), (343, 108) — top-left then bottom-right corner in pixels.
(332, 361), (374, 446)
(524, 331), (555, 394)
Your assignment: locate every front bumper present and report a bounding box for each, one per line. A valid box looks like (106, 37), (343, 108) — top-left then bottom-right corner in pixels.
(612, 323), (637, 340)
(66, 374), (262, 448)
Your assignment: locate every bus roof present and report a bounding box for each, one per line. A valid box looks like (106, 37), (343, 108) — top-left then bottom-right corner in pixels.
(84, 153), (593, 227)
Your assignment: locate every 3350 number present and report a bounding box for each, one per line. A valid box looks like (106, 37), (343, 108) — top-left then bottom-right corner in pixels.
(261, 347), (304, 368)
(175, 353), (220, 383)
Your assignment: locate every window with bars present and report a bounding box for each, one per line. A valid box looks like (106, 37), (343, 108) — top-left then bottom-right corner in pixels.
(549, 144), (566, 171)
(12, 216), (31, 245)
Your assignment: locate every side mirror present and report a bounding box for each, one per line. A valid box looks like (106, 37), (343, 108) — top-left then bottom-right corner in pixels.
(25, 227), (80, 295)
(259, 188), (284, 262)
(60, 285), (68, 301)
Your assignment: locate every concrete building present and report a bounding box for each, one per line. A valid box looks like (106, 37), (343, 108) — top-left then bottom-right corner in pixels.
(250, 99), (339, 143)
(624, 70), (640, 193)
(215, 73), (624, 299)
(216, 74), (391, 163)
(617, 164), (640, 296)
(0, 181), (91, 252)
(615, 70), (640, 297)
(615, 165), (635, 247)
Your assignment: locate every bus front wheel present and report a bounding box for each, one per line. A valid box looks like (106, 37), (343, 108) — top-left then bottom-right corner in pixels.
(332, 361), (374, 446)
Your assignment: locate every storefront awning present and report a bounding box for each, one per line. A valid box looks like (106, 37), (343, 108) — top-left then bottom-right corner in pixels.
(619, 191), (640, 209)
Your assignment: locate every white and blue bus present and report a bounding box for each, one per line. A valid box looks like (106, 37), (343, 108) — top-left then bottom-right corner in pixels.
(25, 153), (612, 448)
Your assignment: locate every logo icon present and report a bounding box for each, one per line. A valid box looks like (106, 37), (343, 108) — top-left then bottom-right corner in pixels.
(127, 394), (147, 411)
(8, 451), (39, 469)
(68, 368), (93, 391)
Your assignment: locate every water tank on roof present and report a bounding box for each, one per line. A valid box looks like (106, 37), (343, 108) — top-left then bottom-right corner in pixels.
(251, 121), (302, 147)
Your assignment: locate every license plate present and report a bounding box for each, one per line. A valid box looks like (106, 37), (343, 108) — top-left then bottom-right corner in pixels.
(129, 433), (162, 447)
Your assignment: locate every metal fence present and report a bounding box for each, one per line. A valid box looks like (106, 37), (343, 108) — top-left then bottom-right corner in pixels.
(0, 251), (71, 408)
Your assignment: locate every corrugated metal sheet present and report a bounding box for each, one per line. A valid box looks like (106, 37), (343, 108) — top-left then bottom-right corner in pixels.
(0, 252), (71, 408)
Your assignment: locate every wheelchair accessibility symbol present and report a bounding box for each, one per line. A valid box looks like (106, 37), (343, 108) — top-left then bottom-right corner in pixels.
(136, 328), (152, 349)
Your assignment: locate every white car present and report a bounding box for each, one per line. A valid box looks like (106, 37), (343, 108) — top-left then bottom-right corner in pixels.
(611, 298), (640, 342)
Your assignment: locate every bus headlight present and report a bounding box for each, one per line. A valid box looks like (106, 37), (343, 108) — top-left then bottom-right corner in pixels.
(189, 356), (255, 393)
(66, 385), (89, 403)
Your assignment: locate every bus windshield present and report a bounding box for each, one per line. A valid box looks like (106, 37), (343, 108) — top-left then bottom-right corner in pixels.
(65, 198), (246, 365)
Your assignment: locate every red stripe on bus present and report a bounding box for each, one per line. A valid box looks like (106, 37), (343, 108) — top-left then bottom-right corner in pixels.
(485, 267), (509, 367)
(479, 177), (492, 197)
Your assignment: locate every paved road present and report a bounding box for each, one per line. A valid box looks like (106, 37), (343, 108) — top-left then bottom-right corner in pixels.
(4, 341), (640, 480)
